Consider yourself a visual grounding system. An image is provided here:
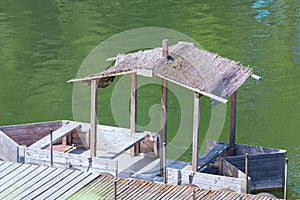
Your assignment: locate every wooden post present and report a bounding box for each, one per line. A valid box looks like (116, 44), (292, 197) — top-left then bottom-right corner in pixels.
(229, 92), (237, 156)
(49, 129), (53, 166)
(162, 39), (169, 57)
(284, 158), (288, 200)
(245, 153), (249, 193)
(90, 79), (98, 157)
(163, 142), (167, 183)
(130, 73), (137, 135)
(130, 73), (139, 156)
(192, 93), (201, 172)
(160, 39), (168, 175)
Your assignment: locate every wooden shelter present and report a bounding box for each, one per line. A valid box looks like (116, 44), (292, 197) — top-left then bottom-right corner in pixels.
(68, 40), (261, 175)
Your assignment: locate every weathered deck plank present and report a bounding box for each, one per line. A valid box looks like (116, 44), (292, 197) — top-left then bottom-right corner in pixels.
(23, 168), (74, 199)
(0, 161), (279, 200)
(0, 165), (46, 198)
(14, 167), (62, 199)
(0, 164), (32, 188)
(98, 132), (148, 159)
(7, 167), (56, 199)
(0, 162), (22, 179)
(30, 122), (81, 149)
(35, 170), (83, 199)
(55, 172), (100, 200)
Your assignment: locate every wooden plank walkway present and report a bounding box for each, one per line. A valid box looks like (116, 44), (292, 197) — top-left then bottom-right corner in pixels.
(68, 174), (278, 200)
(0, 162), (100, 199)
(30, 121), (81, 149)
(0, 161), (278, 200)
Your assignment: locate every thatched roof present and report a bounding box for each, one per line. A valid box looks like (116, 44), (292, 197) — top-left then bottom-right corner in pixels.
(69, 42), (256, 103)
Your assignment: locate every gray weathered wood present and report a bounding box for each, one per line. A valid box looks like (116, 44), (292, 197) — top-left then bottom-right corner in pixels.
(0, 130), (19, 162)
(69, 42), (254, 104)
(0, 121), (62, 146)
(0, 164), (32, 189)
(130, 73), (139, 156)
(90, 79), (99, 157)
(0, 165), (43, 198)
(130, 73), (137, 135)
(180, 169), (247, 193)
(13, 167), (59, 199)
(159, 39), (169, 175)
(56, 172), (100, 200)
(160, 78), (168, 175)
(98, 132), (148, 159)
(24, 168), (74, 199)
(0, 163), (22, 179)
(162, 39), (169, 57)
(229, 92), (236, 156)
(224, 152), (285, 190)
(198, 143), (228, 170)
(24, 147), (117, 175)
(192, 93), (201, 172)
(30, 122), (81, 149)
(33, 170), (83, 199)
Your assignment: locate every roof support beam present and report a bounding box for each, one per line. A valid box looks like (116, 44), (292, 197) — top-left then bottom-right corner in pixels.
(90, 79), (98, 157)
(192, 92), (201, 172)
(130, 73), (139, 156)
(229, 91), (237, 156)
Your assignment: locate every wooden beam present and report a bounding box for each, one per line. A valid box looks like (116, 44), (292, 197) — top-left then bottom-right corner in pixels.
(154, 73), (228, 104)
(90, 79), (98, 157)
(160, 39), (168, 176)
(130, 73), (139, 156)
(229, 91), (237, 156)
(192, 92), (201, 172)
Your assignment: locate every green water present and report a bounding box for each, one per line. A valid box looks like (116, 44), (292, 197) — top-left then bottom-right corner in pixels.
(0, 0), (299, 198)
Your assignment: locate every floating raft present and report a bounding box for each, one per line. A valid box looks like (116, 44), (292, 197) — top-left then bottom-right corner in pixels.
(0, 161), (277, 200)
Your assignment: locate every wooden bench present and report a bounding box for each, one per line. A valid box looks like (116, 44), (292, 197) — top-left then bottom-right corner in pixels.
(30, 122), (81, 149)
(98, 132), (149, 159)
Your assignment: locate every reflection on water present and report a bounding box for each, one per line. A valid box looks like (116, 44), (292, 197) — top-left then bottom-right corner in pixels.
(0, 0), (299, 198)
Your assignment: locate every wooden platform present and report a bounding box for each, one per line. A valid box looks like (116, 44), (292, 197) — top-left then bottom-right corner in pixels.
(0, 161), (278, 200)
(0, 161), (100, 199)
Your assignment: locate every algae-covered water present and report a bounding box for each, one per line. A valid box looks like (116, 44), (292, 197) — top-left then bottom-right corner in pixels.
(0, 0), (299, 198)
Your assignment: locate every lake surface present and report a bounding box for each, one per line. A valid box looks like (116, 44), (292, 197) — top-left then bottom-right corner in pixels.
(0, 0), (299, 198)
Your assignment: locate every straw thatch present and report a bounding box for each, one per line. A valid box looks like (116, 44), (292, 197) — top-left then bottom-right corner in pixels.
(69, 42), (253, 102)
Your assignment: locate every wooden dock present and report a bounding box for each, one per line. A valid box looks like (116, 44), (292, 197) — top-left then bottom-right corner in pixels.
(0, 161), (277, 200)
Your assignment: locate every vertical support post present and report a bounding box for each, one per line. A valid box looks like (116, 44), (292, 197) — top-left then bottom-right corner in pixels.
(90, 79), (98, 157)
(192, 190), (196, 200)
(130, 73), (137, 135)
(163, 142), (167, 183)
(162, 39), (169, 57)
(192, 92), (201, 172)
(229, 91), (237, 156)
(245, 153), (249, 193)
(49, 129), (53, 166)
(284, 158), (288, 200)
(114, 161), (118, 200)
(160, 39), (168, 176)
(130, 73), (139, 156)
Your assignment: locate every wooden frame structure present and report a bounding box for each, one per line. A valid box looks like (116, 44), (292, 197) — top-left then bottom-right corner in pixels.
(68, 39), (261, 176)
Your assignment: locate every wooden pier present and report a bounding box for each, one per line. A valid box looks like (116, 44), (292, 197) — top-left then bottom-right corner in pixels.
(0, 161), (278, 200)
